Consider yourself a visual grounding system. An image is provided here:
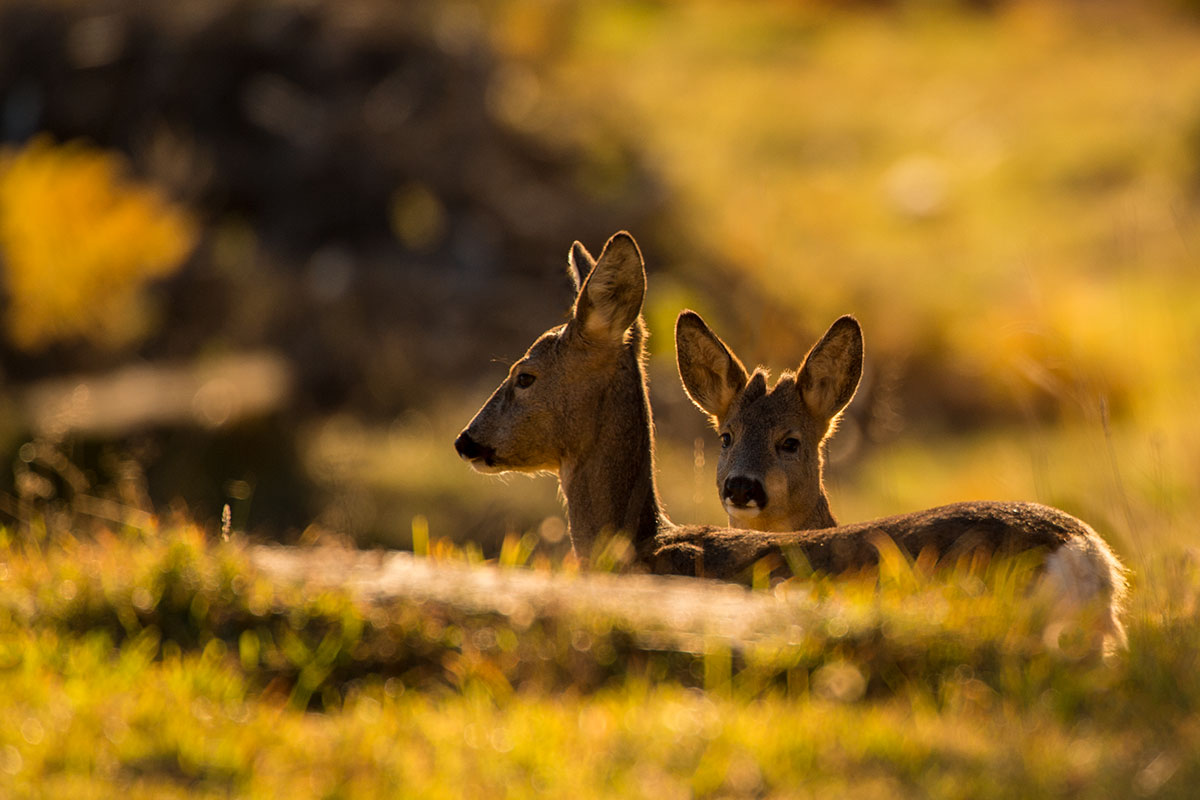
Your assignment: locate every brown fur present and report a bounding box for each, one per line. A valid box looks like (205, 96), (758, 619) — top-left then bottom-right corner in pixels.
(650, 500), (1077, 579)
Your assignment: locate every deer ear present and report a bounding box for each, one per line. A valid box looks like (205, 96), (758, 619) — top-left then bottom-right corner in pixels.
(797, 315), (863, 423)
(567, 240), (596, 292)
(676, 310), (750, 424)
(572, 232), (645, 343)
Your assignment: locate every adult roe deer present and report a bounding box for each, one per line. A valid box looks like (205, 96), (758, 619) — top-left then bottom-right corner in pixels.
(675, 309), (1128, 650)
(455, 232), (671, 559)
(453, 232), (1125, 652)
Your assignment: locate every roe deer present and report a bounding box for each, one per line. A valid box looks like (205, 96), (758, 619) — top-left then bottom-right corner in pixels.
(676, 311), (862, 532)
(453, 232), (1125, 653)
(455, 232), (669, 560)
(675, 309), (1128, 651)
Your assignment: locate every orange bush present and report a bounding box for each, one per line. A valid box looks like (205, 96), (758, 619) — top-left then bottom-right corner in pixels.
(0, 136), (197, 351)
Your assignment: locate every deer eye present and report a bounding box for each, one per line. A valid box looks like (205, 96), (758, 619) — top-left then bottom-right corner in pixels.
(719, 432), (732, 449)
(780, 437), (800, 454)
(515, 373), (536, 389)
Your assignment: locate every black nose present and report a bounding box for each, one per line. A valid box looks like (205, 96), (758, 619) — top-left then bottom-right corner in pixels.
(723, 475), (767, 509)
(454, 431), (493, 463)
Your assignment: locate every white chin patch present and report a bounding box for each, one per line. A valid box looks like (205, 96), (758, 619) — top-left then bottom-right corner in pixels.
(725, 501), (762, 520)
(468, 460), (507, 475)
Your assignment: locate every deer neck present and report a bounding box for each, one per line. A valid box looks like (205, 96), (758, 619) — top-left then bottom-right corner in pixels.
(797, 492), (838, 531)
(559, 329), (665, 558)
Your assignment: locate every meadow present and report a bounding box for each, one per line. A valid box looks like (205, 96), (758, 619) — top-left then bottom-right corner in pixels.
(3, 0), (1200, 797)
(1, 514), (1199, 798)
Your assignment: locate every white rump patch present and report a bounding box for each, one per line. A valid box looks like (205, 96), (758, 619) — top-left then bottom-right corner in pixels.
(1041, 533), (1129, 655)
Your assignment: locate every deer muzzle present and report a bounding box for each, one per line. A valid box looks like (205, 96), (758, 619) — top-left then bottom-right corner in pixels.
(722, 475), (768, 514)
(454, 430), (498, 470)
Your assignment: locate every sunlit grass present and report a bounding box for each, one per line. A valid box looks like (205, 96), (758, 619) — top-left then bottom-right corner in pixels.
(1, 517), (1199, 797)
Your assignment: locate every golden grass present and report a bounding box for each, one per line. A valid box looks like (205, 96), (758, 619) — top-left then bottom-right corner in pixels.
(1, 516), (1199, 798)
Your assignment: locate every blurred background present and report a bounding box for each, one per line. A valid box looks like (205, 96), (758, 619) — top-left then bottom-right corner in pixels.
(1, 0), (1198, 565)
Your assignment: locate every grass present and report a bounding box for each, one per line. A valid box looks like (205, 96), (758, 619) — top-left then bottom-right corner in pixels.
(1, 517), (1199, 798)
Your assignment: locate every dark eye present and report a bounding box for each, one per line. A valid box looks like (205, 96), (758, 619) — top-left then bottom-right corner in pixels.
(515, 373), (536, 389)
(719, 432), (732, 449)
(780, 437), (800, 454)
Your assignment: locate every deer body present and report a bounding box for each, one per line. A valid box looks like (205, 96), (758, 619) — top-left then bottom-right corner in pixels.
(455, 233), (1125, 652)
(654, 500), (1079, 575)
(674, 310), (1128, 650)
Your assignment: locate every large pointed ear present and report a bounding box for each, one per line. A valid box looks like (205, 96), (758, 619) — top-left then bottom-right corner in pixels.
(797, 315), (863, 423)
(675, 310), (750, 424)
(566, 240), (596, 292)
(571, 231), (645, 343)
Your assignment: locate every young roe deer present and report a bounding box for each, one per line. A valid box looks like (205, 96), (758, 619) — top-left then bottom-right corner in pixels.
(453, 232), (1125, 652)
(675, 309), (1128, 650)
(677, 312), (863, 533)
